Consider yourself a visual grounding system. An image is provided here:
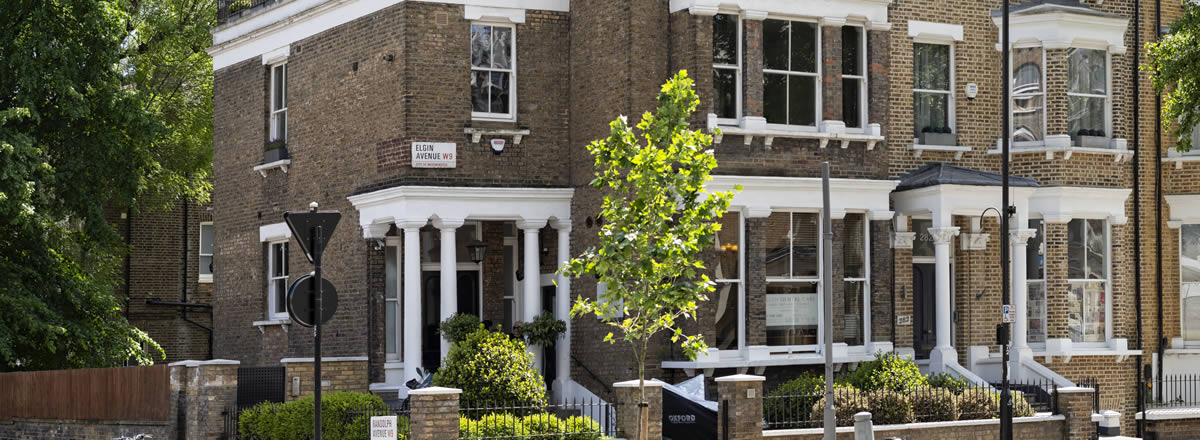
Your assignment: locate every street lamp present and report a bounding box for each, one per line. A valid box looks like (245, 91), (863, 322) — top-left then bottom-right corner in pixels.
(466, 239), (487, 264)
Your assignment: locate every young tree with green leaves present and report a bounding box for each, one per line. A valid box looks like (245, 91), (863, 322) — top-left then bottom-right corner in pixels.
(1145, 0), (1200, 152)
(559, 70), (737, 437)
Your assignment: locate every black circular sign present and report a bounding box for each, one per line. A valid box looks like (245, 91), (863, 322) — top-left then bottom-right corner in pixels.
(287, 274), (338, 327)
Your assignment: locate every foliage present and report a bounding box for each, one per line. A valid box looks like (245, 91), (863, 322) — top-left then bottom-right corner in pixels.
(559, 70), (737, 407)
(809, 387), (870, 427)
(926, 373), (970, 395)
(516, 311), (566, 347)
(459, 413), (603, 440)
(0, 0), (213, 370)
(911, 391), (958, 423)
(839, 351), (928, 393)
(1011, 391), (1037, 417)
(432, 327), (547, 407)
(868, 391), (915, 425)
(1145, 0), (1200, 153)
(764, 372), (825, 426)
(238, 391), (387, 440)
(440, 313), (483, 344)
(956, 388), (1000, 420)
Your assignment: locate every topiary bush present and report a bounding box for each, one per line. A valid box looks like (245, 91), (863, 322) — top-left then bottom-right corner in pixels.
(869, 390), (914, 425)
(926, 373), (970, 395)
(440, 313), (483, 344)
(764, 372), (825, 427)
(238, 391), (389, 440)
(433, 327), (547, 407)
(809, 387), (870, 427)
(840, 351), (928, 392)
(956, 388), (999, 420)
(911, 390), (958, 422)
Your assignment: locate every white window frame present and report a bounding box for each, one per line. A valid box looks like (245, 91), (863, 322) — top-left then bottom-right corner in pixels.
(842, 24), (868, 132)
(912, 41), (955, 140)
(762, 18), (822, 131)
(1065, 48), (1112, 140)
(267, 240), (289, 320)
(269, 63), (287, 142)
(713, 12), (742, 125)
(199, 222), (214, 283)
(1180, 224), (1200, 347)
(385, 237), (402, 361)
(713, 210), (745, 352)
(763, 210), (824, 352)
(841, 212), (871, 346)
(1066, 218), (1112, 346)
(470, 22), (517, 122)
(1010, 44), (1047, 147)
(1027, 218), (1048, 346)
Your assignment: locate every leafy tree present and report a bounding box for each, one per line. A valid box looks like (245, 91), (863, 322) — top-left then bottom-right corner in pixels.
(559, 70), (737, 433)
(0, 0), (213, 370)
(1145, 0), (1200, 153)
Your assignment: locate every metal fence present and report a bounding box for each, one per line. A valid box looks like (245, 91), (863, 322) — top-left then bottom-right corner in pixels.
(458, 398), (617, 439)
(762, 382), (1058, 430)
(1146, 375), (1200, 409)
(217, 0), (274, 23)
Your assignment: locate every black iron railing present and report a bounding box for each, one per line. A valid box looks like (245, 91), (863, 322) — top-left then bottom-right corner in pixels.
(1146, 374), (1200, 409)
(459, 398), (616, 439)
(217, 0), (274, 23)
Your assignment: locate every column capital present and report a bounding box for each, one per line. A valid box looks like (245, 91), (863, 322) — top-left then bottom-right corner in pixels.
(744, 206), (772, 218)
(363, 223), (391, 239)
(432, 217), (465, 230)
(891, 231), (916, 249)
(1009, 228), (1038, 245)
(868, 210), (895, 221)
(821, 17), (846, 27)
(517, 218), (547, 230)
(398, 218), (428, 230)
(743, 9), (768, 20)
(550, 218), (572, 231)
(926, 227), (960, 245)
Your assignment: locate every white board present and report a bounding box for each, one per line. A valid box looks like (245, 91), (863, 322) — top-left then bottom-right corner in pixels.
(765, 293), (818, 328)
(370, 415), (398, 440)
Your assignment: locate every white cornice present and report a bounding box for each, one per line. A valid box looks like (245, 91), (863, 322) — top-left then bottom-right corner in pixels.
(992, 10), (1129, 54)
(669, 0), (890, 28)
(209, 0), (569, 70)
(1165, 194), (1200, 226)
(347, 186), (574, 238)
(909, 20), (963, 43)
(259, 222), (292, 242)
(1028, 186), (1132, 224)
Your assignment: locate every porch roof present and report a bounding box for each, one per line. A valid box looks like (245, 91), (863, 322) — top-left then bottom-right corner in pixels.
(895, 163), (1039, 193)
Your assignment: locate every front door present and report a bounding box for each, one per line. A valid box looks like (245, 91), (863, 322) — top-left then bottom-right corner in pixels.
(420, 271), (481, 372)
(913, 263), (937, 359)
(541, 284), (556, 391)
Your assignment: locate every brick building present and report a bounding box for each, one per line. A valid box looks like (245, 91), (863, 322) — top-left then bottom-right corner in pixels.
(206, 0), (1196, 432)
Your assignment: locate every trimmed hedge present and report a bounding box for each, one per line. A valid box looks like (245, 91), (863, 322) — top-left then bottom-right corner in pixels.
(238, 392), (388, 440)
(911, 390), (958, 422)
(809, 387), (869, 427)
(957, 389), (1000, 420)
(869, 391), (914, 425)
(764, 372), (824, 426)
(459, 413), (603, 440)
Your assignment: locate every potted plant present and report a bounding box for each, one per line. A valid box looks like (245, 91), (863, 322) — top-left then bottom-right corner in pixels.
(226, 0), (252, 16)
(513, 312), (566, 347)
(263, 139), (289, 163)
(1074, 129), (1109, 149)
(918, 126), (957, 146)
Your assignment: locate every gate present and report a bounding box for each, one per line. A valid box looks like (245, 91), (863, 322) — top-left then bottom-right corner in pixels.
(222, 366), (286, 439)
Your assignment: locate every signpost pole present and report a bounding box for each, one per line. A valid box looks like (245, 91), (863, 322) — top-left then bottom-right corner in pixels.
(821, 162), (834, 440)
(1000, 1), (1014, 438)
(313, 209), (324, 440)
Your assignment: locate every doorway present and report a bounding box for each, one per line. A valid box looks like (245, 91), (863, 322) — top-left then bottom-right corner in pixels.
(420, 271), (481, 371)
(912, 262), (955, 360)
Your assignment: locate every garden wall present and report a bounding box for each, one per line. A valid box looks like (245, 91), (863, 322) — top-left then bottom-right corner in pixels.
(1139, 408), (1200, 440)
(762, 416), (1064, 440)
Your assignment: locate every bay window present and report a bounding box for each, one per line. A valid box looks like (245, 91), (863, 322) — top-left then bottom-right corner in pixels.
(913, 43), (952, 137)
(1026, 219), (1047, 344)
(1067, 219), (1108, 343)
(765, 212), (820, 347)
(713, 211), (743, 350)
(842, 26), (866, 130)
(470, 23), (515, 120)
(1067, 48), (1109, 141)
(1012, 47), (1045, 143)
(763, 19), (819, 127)
(1182, 224), (1200, 343)
(713, 13), (741, 122)
(842, 213), (868, 346)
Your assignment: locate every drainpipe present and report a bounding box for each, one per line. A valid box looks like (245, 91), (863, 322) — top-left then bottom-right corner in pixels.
(1133, 0), (1144, 435)
(1155, 0), (1165, 401)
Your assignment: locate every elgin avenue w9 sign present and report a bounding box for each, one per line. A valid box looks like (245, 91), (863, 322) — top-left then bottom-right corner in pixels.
(412, 142), (456, 168)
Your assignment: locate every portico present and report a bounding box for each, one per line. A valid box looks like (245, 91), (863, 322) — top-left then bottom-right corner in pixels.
(348, 186), (574, 395)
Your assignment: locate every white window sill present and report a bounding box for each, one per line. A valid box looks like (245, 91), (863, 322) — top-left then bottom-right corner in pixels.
(1163, 155), (1200, 169)
(198, 274), (213, 284)
(1031, 338), (1140, 363)
(988, 136), (1131, 161)
(253, 159), (291, 177)
(708, 114), (883, 150)
(463, 127), (529, 144)
(661, 342), (893, 376)
(253, 318), (291, 333)
(1164, 347), (1200, 355)
(912, 143), (972, 160)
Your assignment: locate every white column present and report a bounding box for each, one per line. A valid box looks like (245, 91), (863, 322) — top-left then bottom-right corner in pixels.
(927, 226), (960, 371)
(399, 220), (426, 383)
(1009, 228), (1038, 377)
(551, 218), (572, 401)
(518, 218), (547, 371)
(433, 217), (464, 360)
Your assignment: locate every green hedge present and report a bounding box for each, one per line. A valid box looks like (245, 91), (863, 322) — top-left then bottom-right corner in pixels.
(459, 412), (603, 440)
(433, 327), (547, 407)
(239, 392), (389, 440)
(839, 351), (928, 393)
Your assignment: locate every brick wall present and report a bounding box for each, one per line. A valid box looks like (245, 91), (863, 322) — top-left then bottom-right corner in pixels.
(283, 358), (369, 401)
(762, 417), (1064, 440)
(1144, 415), (1200, 440)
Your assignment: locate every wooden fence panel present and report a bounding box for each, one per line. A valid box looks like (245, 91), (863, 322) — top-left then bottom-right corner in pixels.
(0, 364), (170, 421)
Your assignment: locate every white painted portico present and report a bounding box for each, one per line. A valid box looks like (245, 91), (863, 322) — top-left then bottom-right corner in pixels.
(348, 185), (573, 395)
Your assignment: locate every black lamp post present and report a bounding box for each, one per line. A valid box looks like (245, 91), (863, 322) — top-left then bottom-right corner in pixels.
(1001, 0), (1014, 438)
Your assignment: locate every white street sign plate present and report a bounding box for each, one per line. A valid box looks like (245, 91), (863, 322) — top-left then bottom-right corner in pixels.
(412, 142), (456, 168)
(370, 416), (397, 440)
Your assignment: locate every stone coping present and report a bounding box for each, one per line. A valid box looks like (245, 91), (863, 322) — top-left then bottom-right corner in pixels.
(715, 374), (765, 383)
(409, 387), (462, 396)
(168, 359), (240, 367)
(1055, 386), (1097, 394)
(613, 379), (666, 388)
(763, 414), (1064, 437)
(1136, 407), (1200, 420)
(280, 356), (368, 363)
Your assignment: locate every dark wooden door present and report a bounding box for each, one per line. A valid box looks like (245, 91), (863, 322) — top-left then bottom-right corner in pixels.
(913, 263), (937, 360)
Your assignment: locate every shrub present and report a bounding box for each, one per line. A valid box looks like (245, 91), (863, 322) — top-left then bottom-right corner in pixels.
(956, 388), (999, 420)
(911, 390), (958, 422)
(869, 390), (914, 425)
(840, 351), (927, 392)
(562, 416), (604, 440)
(458, 413), (603, 440)
(1011, 391), (1037, 417)
(440, 313), (483, 344)
(460, 413), (527, 439)
(517, 311), (566, 347)
(238, 391), (388, 440)
(810, 387), (870, 427)
(926, 373), (970, 395)
(764, 372), (824, 427)
(433, 327), (547, 407)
